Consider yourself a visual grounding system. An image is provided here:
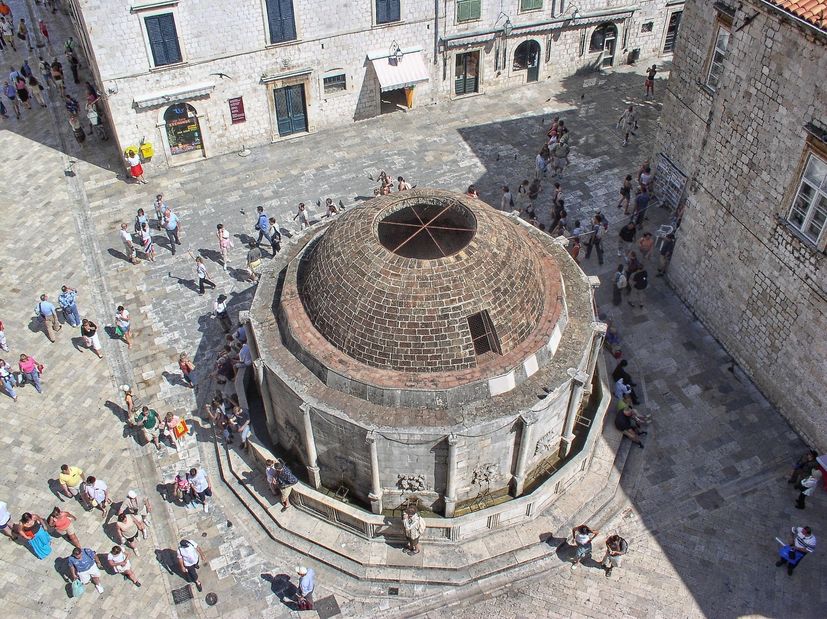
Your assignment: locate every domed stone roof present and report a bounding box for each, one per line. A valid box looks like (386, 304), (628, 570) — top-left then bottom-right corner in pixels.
(296, 190), (559, 375)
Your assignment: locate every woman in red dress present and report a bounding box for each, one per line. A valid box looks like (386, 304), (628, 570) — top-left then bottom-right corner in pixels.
(125, 149), (147, 184)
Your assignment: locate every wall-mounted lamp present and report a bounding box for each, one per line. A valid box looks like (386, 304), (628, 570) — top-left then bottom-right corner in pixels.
(494, 12), (513, 37)
(389, 40), (404, 62)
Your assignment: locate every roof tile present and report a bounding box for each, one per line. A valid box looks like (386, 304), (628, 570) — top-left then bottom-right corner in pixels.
(765, 0), (827, 30)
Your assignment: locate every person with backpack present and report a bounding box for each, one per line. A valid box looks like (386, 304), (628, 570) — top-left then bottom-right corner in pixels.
(584, 214), (605, 266)
(176, 539), (207, 591)
(629, 267), (649, 308)
(602, 534), (629, 577)
(612, 264), (626, 306)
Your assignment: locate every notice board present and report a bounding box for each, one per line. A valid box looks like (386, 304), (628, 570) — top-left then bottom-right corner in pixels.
(229, 97), (246, 124)
(654, 152), (688, 212)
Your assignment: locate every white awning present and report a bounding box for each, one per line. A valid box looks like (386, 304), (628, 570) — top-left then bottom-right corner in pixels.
(133, 82), (215, 109)
(370, 51), (430, 92)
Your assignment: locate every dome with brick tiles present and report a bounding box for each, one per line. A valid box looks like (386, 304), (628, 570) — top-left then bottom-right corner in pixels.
(285, 189), (564, 396)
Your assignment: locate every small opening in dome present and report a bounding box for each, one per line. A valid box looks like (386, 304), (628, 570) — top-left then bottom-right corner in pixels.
(378, 200), (476, 259)
(467, 310), (501, 356)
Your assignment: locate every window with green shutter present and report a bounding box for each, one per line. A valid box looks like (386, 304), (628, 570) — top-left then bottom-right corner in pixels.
(144, 13), (182, 67)
(265, 0), (297, 44)
(456, 0), (481, 23)
(520, 0), (543, 11)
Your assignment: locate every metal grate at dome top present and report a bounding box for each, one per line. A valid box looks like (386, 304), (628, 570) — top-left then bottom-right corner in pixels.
(377, 199), (477, 259)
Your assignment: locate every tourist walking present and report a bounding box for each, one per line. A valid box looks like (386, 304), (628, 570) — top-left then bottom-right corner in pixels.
(246, 241), (262, 283)
(638, 232), (655, 261)
(36, 293), (62, 342)
(618, 220), (637, 257)
(67, 546), (105, 593)
(213, 294), (232, 332)
(402, 506), (426, 555)
(268, 217), (281, 254)
(115, 305), (133, 349)
(618, 174), (633, 213)
(570, 524), (598, 569)
(633, 187), (649, 229)
(788, 450), (819, 486)
(776, 526), (816, 576)
(140, 222), (155, 261)
(153, 194), (166, 228)
(47, 507), (81, 548)
(68, 113), (86, 146)
(618, 105), (636, 146)
(125, 149), (147, 184)
(16, 512), (52, 559)
(195, 256), (216, 295)
(57, 285), (81, 328)
(628, 267), (649, 308)
(119, 223), (139, 264)
(255, 206), (274, 252)
(107, 545), (141, 587)
(39, 57), (52, 89)
(178, 352), (195, 388)
(51, 59), (65, 97)
(177, 539), (207, 591)
(295, 566), (316, 610)
(216, 223), (232, 270)
(0, 359), (16, 401)
(612, 264), (626, 306)
(118, 489), (152, 529)
(795, 470), (821, 510)
(550, 135), (570, 176)
(0, 16), (15, 52)
(82, 475), (111, 518)
(645, 64), (657, 98)
(272, 460), (298, 512)
(187, 467), (212, 513)
(59, 464), (85, 499)
(601, 534), (628, 577)
(534, 147), (549, 180)
(162, 412), (185, 449)
(656, 233), (675, 276)
(115, 513), (146, 554)
(293, 203), (310, 230)
(3, 80), (20, 118)
(134, 208), (149, 234)
(17, 18), (32, 51)
(133, 406), (161, 449)
(163, 208), (181, 251)
(14, 74), (31, 110)
(0, 318), (8, 351)
(584, 214), (605, 265)
(28, 75), (46, 107)
(18, 353), (44, 393)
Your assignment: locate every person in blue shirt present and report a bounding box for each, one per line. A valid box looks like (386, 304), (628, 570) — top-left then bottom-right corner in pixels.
(36, 293), (61, 342)
(255, 206), (276, 255)
(67, 546), (105, 593)
(58, 285), (81, 328)
(295, 566), (316, 609)
(163, 208), (181, 253)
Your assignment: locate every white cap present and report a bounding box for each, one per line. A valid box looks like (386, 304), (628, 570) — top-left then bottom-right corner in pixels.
(121, 384), (131, 392)
(296, 566), (307, 575)
(127, 490), (137, 499)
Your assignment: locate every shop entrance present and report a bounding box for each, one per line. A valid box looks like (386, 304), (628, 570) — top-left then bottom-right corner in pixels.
(513, 40), (541, 82)
(164, 104), (203, 156)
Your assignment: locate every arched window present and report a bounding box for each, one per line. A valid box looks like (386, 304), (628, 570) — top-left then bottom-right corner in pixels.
(513, 40), (540, 71)
(589, 23), (616, 53)
(164, 103), (203, 155)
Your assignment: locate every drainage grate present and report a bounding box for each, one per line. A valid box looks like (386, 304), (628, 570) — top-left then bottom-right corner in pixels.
(388, 587), (399, 596)
(171, 585), (194, 605)
(314, 595), (342, 619)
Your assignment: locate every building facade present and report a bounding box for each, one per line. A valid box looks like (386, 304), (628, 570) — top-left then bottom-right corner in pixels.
(653, 0), (826, 449)
(69, 0), (685, 165)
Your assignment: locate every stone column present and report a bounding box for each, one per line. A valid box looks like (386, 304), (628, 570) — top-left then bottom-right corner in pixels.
(584, 322), (608, 394)
(511, 414), (537, 497)
(300, 403), (321, 489)
(366, 431), (383, 514)
(444, 434), (458, 517)
(560, 369), (589, 457)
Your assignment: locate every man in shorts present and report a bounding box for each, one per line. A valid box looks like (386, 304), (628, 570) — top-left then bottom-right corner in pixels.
(83, 475), (111, 519)
(59, 464), (84, 498)
(118, 489), (152, 533)
(246, 241), (262, 283)
(273, 460), (298, 512)
(67, 546), (105, 593)
(570, 524), (598, 570)
(133, 406), (160, 450)
(601, 534), (628, 577)
(187, 467), (212, 513)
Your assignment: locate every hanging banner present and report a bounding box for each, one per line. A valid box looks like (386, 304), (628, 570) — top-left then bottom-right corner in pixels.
(229, 97), (246, 124)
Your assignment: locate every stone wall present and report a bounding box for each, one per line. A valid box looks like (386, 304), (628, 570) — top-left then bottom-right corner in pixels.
(654, 0), (827, 450)
(72, 0), (683, 163)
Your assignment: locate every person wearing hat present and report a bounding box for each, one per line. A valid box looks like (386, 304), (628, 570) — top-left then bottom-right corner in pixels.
(118, 489), (152, 532)
(121, 384), (140, 423)
(402, 506), (426, 555)
(295, 565), (315, 610)
(177, 539), (206, 591)
(776, 526), (816, 575)
(272, 460), (298, 512)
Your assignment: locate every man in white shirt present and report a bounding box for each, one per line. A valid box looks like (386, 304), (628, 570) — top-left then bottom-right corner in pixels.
(776, 525), (816, 575)
(187, 467), (212, 513)
(119, 223), (138, 264)
(177, 539), (206, 592)
(83, 476), (110, 519)
(0, 500), (13, 539)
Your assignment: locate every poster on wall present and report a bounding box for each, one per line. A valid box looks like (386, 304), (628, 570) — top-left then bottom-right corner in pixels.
(229, 97), (246, 124)
(164, 104), (203, 155)
(654, 152), (687, 211)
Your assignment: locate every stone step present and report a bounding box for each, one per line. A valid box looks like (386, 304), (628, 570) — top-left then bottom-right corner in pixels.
(213, 416), (634, 587)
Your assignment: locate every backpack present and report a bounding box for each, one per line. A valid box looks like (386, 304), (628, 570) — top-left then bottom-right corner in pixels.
(615, 272), (627, 289)
(634, 270), (648, 289)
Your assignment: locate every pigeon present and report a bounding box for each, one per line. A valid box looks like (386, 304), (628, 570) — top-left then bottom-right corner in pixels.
(367, 172), (374, 181)
(316, 199), (321, 208)
(338, 200), (345, 210)
(496, 154), (500, 161)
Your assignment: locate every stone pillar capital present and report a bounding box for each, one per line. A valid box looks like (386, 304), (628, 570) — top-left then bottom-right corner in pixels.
(566, 368), (589, 385)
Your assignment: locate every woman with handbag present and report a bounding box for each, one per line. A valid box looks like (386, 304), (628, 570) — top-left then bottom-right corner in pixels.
(216, 223), (233, 270)
(18, 353), (43, 393)
(0, 359), (17, 401)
